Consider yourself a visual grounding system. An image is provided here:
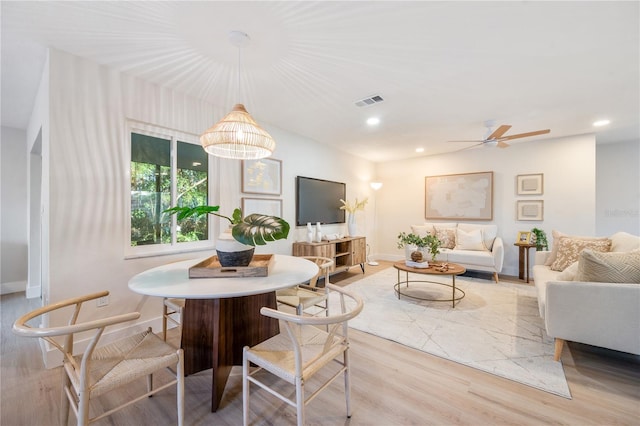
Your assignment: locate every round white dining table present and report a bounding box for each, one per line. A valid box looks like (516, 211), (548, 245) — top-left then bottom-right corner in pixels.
(128, 254), (319, 298)
(128, 254), (318, 412)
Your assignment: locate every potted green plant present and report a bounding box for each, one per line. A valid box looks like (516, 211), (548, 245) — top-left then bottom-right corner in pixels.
(397, 232), (441, 264)
(164, 206), (290, 266)
(531, 227), (548, 251)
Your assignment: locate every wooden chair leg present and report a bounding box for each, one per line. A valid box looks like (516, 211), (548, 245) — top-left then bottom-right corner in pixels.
(344, 349), (352, 418)
(177, 349), (185, 426)
(554, 338), (565, 361)
(296, 378), (304, 426)
(162, 302), (169, 341)
(60, 369), (71, 426)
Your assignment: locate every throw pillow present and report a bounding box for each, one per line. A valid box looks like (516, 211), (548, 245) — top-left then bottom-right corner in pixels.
(458, 223), (498, 251)
(575, 249), (640, 283)
(544, 230), (610, 266)
(411, 224), (434, 237)
(610, 232), (640, 252)
(435, 227), (456, 249)
(550, 237), (612, 272)
(556, 261), (579, 281)
(455, 228), (487, 251)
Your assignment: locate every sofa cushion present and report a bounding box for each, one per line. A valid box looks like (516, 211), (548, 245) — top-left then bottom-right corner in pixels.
(435, 227), (456, 249)
(556, 261), (579, 281)
(610, 232), (640, 252)
(457, 223), (498, 251)
(550, 237), (612, 271)
(545, 230), (610, 266)
(440, 248), (495, 267)
(532, 264), (561, 318)
(455, 228), (486, 251)
(575, 249), (640, 283)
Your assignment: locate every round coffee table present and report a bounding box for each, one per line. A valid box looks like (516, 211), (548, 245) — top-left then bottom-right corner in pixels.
(393, 261), (466, 308)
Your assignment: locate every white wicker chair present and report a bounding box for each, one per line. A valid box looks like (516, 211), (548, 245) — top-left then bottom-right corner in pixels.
(12, 291), (184, 426)
(276, 256), (334, 316)
(162, 297), (185, 341)
(243, 283), (364, 426)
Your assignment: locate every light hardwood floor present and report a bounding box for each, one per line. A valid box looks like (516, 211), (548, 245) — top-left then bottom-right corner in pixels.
(2, 262), (639, 425)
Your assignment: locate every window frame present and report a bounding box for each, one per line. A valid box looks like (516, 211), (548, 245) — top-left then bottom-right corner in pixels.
(125, 120), (216, 258)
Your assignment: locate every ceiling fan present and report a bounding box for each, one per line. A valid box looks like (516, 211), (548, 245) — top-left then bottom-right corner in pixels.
(450, 121), (551, 149)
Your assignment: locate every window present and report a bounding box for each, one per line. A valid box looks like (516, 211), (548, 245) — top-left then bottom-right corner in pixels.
(128, 124), (213, 256)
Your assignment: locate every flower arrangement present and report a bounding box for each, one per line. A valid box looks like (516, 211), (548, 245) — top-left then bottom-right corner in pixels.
(339, 197), (368, 214)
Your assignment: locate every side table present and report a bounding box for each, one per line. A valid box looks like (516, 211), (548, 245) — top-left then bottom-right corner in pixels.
(514, 243), (537, 283)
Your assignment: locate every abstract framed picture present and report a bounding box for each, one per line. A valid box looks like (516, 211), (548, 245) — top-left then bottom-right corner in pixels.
(425, 171), (493, 220)
(517, 200), (544, 221)
(241, 197), (283, 218)
(241, 158), (282, 195)
(516, 173), (543, 195)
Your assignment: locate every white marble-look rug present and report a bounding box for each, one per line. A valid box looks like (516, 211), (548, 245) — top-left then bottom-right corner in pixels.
(330, 268), (571, 398)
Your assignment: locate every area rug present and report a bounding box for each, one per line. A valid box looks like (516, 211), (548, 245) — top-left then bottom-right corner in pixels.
(329, 267), (571, 398)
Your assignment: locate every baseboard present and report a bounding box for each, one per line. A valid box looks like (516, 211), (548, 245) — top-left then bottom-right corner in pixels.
(0, 280), (27, 295)
(42, 316), (165, 369)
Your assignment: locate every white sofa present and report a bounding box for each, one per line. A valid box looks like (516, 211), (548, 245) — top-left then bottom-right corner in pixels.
(411, 222), (504, 283)
(532, 231), (640, 361)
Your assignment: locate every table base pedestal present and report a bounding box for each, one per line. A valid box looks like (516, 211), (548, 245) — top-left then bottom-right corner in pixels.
(182, 292), (279, 412)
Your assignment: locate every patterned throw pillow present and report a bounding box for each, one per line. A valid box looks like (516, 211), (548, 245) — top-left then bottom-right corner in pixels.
(545, 230), (610, 266)
(550, 237), (612, 272)
(575, 249), (640, 283)
(435, 227), (456, 249)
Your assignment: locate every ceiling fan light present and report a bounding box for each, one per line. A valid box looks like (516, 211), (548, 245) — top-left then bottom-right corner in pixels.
(200, 104), (276, 160)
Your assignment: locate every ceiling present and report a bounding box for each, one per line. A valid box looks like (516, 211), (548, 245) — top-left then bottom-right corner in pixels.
(2, 1), (638, 162)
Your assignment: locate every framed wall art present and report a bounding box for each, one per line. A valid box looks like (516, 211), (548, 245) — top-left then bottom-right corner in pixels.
(242, 197), (283, 218)
(517, 200), (544, 221)
(241, 158), (282, 195)
(425, 171), (493, 220)
(516, 173), (543, 195)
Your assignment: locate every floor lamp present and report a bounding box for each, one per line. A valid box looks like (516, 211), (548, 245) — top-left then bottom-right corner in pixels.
(368, 182), (383, 266)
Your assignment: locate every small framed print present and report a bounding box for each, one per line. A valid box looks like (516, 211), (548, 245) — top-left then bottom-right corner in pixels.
(516, 173), (543, 195)
(517, 200), (544, 221)
(241, 197), (283, 218)
(516, 231), (532, 244)
(242, 158), (282, 195)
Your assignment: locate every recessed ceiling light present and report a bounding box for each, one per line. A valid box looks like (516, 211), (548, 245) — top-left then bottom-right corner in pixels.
(367, 117), (380, 126)
(415, 147), (424, 153)
(593, 119), (611, 127)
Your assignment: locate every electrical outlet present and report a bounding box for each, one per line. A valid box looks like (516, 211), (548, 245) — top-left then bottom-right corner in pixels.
(97, 295), (109, 307)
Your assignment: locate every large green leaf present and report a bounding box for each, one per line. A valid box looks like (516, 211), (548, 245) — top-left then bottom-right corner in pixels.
(232, 214), (290, 246)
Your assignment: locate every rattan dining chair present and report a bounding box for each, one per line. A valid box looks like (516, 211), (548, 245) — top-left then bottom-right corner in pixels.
(12, 290), (184, 426)
(162, 297), (185, 341)
(243, 283), (364, 426)
(276, 256), (334, 316)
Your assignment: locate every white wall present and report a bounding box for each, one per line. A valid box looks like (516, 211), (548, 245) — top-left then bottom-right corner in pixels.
(372, 134), (597, 276)
(596, 140), (640, 236)
(42, 48), (373, 357)
(0, 126), (28, 294)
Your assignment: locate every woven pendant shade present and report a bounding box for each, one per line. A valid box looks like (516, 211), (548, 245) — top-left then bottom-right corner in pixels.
(200, 103), (275, 160)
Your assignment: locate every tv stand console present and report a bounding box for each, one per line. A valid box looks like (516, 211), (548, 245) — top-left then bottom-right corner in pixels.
(292, 236), (366, 275)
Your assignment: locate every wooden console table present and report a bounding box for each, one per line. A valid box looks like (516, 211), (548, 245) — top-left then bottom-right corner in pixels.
(292, 236), (366, 274)
(515, 243), (537, 283)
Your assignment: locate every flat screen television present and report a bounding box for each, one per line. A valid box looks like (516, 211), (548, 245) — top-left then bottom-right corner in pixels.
(296, 176), (346, 226)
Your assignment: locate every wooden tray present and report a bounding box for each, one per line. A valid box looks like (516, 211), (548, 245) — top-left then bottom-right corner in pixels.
(188, 254), (274, 278)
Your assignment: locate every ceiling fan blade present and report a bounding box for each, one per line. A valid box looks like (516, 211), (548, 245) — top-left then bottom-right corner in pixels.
(498, 129), (550, 141)
(448, 140), (485, 143)
(486, 124), (512, 140)
(497, 141), (509, 148)
(454, 142), (484, 152)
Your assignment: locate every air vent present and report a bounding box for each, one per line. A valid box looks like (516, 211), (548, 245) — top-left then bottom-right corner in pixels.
(354, 94), (384, 107)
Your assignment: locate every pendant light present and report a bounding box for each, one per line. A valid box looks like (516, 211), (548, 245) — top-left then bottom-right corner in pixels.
(200, 31), (275, 159)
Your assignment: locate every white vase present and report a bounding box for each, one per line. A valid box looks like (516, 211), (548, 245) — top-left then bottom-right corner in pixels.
(347, 214), (357, 237)
(216, 228), (254, 266)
